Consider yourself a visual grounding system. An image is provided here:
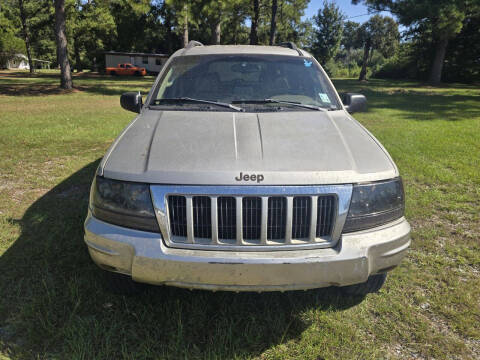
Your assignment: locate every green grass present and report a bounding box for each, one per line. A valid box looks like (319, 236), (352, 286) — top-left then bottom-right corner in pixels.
(0, 70), (479, 359)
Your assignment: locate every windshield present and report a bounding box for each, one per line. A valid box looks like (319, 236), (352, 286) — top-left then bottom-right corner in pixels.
(151, 54), (341, 111)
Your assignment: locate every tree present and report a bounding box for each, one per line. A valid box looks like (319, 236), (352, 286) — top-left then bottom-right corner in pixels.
(165, 0), (191, 47)
(356, 15), (399, 81)
(269, 0), (278, 45)
(17, 0), (34, 73)
(54, 0), (72, 89)
(341, 20), (360, 51)
(352, 0), (468, 84)
(0, 11), (25, 67)
(261, 0), (311, 45)
(221, 0), (250, 45)
(70, 0), (116, 72)
(312, 0), (344, 64)
(249, 0), (260, 45)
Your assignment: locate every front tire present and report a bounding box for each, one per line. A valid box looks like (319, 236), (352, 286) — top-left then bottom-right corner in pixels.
(340, 273), (387, 297)
(104, 271), (145, 295)
(110, 70), (116, 76)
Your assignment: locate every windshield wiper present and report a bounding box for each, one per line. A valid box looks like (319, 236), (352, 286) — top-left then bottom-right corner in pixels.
(152, 97), (243, 112)
(233, 99), (329, 111)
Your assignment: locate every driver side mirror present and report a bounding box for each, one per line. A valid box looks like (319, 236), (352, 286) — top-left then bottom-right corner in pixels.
(341, 93), (367, 114)
(120, 92), (142, 113)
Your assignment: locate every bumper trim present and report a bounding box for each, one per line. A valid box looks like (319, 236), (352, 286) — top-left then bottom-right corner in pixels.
(85, 239), (120, 256)
(84, 213), (411, 291)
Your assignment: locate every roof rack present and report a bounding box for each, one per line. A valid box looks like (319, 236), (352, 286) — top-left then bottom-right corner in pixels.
(185, 40), (204, 49)
(277, 42), (303, 56)
(182, 40), (204, 55)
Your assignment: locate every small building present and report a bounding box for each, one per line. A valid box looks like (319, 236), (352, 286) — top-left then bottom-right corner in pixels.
(104, 51), (169, 74)
(6, 54), (29, 70)
(3, 54), (51, 70)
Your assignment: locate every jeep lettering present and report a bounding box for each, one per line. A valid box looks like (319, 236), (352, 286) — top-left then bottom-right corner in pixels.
(235, 172), (264, 183)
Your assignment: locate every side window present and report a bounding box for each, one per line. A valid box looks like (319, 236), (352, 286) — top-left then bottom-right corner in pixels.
(120, 64), (125, 68)
(142, 57), (148, 64)
(126, 64), (132, 68)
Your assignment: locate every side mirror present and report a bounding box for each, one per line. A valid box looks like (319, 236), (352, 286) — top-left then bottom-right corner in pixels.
(120, 92), (142, 113)
(341, 93), (367, 114)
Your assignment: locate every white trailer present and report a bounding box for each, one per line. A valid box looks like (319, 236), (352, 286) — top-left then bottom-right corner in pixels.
(104, 51), (169, 74)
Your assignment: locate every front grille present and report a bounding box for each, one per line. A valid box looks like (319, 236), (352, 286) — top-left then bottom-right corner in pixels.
(317, 196), (335, 237)
(267, 197), (286, 240)
(192, 196), (211, 238)
(168, 195), (187, 237)
(242, 197), (262, 240)
(166, 193), (337, 248)
(292, 197), (311, 239)
(217, 196), (236, 240)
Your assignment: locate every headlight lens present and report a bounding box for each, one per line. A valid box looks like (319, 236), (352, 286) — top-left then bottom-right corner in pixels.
(91, 176), (159, 232)
(343, 177), (405, 233)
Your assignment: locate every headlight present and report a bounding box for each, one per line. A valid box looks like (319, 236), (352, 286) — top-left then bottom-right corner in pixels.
(343, 177), (405, 233)
(91, 176), (159, 232)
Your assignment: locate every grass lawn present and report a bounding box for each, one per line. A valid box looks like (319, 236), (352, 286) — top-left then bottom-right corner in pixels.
(0, 70), (479, 359)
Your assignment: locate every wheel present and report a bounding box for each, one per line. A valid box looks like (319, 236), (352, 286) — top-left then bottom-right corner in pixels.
(340, 273), (387, 297)
(110, 71), (116, 76)
(134, 71), (140, 76)
(103, 271), (145, 295)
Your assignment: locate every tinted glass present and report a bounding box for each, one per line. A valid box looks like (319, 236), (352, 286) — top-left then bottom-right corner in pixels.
(152, 55), (340, 109)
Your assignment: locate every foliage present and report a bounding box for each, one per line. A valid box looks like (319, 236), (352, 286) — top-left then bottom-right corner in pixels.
(352, 0), (472, 83)
(0, 0), (477, 82)
(356, 15), (399, 80)
(69, 0), (117, 71)
(0, 11), (25, 67)
(311, 0), (344, 65)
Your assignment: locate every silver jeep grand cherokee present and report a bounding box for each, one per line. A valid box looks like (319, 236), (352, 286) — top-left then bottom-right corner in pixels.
(84, 41), (410, 296)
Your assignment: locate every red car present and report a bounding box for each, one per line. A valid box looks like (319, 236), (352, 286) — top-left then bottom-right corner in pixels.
(106, 63), (147, 76)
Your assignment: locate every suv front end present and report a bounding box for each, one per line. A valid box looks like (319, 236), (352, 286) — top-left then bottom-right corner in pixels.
(84, 42), (411, 295)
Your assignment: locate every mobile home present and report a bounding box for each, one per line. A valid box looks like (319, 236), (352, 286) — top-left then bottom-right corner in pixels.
(104, 51), (169, 74)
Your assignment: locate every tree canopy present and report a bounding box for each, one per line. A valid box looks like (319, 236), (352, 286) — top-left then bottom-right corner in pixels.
(0, 0), (478, 84)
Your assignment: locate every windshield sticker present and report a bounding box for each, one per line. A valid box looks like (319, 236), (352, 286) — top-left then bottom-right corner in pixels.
(303, 59), (312, 67)
(319, 93), (331, 103)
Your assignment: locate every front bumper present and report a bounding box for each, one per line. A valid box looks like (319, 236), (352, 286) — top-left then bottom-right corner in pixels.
(84, 212), (410, 291)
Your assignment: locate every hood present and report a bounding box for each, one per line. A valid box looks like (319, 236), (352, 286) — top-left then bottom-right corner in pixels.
(100, 109), (398, 185)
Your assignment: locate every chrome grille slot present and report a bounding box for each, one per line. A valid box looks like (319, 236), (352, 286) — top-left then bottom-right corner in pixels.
(192, 196), (211, 239)
(217, 196), (236, 240)
(168, 195), (187, 237)
(267, 197), (286, 240)
(152, 185), (351, 251)
(317, 195), (335, 237)
(292, 196), (311, 239)
(242, 197), (262, 241)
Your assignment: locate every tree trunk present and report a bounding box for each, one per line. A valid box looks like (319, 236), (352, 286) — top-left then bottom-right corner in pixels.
(249, 0), (259, 45)
(54, 0), (72, 89)
(183, 4), (189, 47)
(359, 41), (370, 81)
(18, 0), (34, 73)
(269, 0), (278, 45)
(429, 37), (448, 85)
(211, 20), (221, 44)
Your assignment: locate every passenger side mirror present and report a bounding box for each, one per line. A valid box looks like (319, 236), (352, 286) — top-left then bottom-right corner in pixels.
(341, 93), (367, 114)
(120, 92), (142, 113)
